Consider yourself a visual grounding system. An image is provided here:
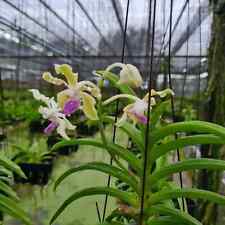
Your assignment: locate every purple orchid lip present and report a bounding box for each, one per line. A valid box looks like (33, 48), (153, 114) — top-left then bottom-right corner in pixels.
(44, 121), (58, 134)
(133, 112), (148, 124)
(63, 98), (80, 116)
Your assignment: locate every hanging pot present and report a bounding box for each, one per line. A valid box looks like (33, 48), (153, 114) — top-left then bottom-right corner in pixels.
(76, 123), (99, 136)
(14, 162), (53, 185)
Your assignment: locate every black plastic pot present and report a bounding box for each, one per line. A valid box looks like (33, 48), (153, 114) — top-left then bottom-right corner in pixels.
(14, 162), (53, 185)
(76, 123), (99, 136)
(0, 134), (6, 142)
(29, 119), (48, 133)
(47, 135), (79, 156)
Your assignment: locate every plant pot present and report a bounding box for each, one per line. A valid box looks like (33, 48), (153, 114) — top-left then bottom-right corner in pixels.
(76, 123), (99, 136)
(14, 162), (53, 185)
(0, 134), (6, 142)
(47, 135), (79, 156)
(29, 119), (48, 133)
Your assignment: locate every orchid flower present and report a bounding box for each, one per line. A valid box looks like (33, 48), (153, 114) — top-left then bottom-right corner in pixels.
(106, 63), (143, 88)
(103, 89), (174, 126)
(42, 64), (101, 120)
(29, 89), (75, 140)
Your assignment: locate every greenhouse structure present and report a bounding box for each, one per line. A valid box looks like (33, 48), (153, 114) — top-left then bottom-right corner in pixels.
(0, 0), (225, 225)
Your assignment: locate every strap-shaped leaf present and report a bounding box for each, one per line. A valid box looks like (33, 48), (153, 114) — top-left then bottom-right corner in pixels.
(51, 138), (142, 175)
(147, 205), (201, 225)
(150, 100), (170, 129)
(150, 134), (224, 162)
(106, 208), (135, 222)
(96, 222), (124, 225)
(50, 187), (138, 224)
(119, 122), (144, 152)
(0, 180), (19, 201)
(148, 216), (184, 225)
(96, 70), (136, 96)
(54, 162), (139, 193)
(0, 194), (32, 225)
(0, 156), (26, 178)
(150, 121), (225, 145)
(150, 188), (225, 205)
(150, 158), (225, 184)
(96, 222), (125, 225)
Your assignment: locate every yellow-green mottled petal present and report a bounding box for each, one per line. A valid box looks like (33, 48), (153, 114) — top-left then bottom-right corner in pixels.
(55, 64), (78, 86)
(80, 92), (98, 120)
(42, 72), (65, 85)
(57, 90), (71, 109)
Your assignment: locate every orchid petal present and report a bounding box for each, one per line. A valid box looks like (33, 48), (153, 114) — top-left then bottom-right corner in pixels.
(80, 92), (98, 120)
(147, 88), (174, 98)
(56, 118), (76, 140)
(119, 64), (143, 88)
(29, 89), (50, 105)
(155, 88), (175, 98)
(42, 72), (66, 86)
(57, 90), (72, 109)
(116, 112), (128, 127)
(78, 81), (101, 99)
(106, 63), (143, 88)
(55, 64), (78, 87)
(103, 94), (139, 106)
(44, 122), (58, 134)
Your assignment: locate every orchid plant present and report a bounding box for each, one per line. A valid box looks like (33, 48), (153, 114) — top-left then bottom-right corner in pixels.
(30, 64), (225, 225)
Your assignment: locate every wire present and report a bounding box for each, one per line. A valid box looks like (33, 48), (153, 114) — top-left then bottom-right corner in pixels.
(101, 0), (130, 222)
(180, 0), (190, 112)
(197, 0), (202, 119)
(139, 0), (157, 224)
(168, 0), (185, 211)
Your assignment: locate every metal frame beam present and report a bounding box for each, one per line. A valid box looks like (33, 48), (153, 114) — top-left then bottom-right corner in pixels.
(0, 55), (207, 59)
(74, 0), (116, 54)
(2, 0), (70, 46)
(172, 1), (209, 54)
(110, 0), (132, 56)
(0, 16), (66, 57)
(38, 0), (96, 53)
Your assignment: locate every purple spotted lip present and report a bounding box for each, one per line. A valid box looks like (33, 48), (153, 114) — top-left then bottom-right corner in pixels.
(63, 98), (80, 116)
(44, 121), (58, 134)
(131, 111), (148, 124)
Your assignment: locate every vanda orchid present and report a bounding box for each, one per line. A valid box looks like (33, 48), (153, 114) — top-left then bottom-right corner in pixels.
(30, 63), (225, 225)
(29, 89), (75, 140)
(42, 64), (101, 120)
(103, 88), (174, 126)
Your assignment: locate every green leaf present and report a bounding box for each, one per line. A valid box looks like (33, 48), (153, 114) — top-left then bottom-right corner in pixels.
(150, 121), (225, 145)
(148, 216), (184, 225)
(0, 156), (26, 178)
(54, 162), (139, 193)
(150, 100), (170, 129)
(49, 187), (138, 224)
(51, 138), (142, 175)
(150, 188), (225, 205)
(147, 205), (201, 225)
(0, 194), (32, 225)
(150, 158), (225, 184)
(119, 122), (144, 152)
(0, 180), (19, 201)
(151, 134), (224, 162)
(96, 70), (136, 96)
(96, 222), (124, 225)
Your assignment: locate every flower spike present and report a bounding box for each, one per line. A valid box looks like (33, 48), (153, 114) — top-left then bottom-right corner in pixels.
(106, 63), (143, 88)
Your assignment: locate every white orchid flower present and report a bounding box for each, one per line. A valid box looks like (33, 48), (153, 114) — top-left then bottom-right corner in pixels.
(106, 63), (143, 88)
(103, 88), (174, 126)
(29, 89), (75, 140)
(42, 64), (100, 120)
